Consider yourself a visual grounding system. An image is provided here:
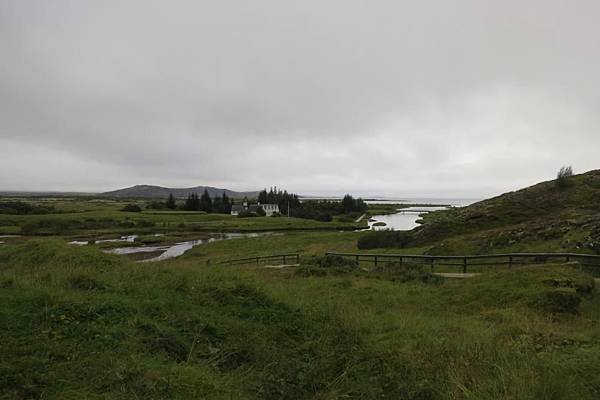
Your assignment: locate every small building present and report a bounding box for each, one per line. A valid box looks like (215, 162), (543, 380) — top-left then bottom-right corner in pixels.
(260, 203), (280, 216)
(230, 204), (245, 216)
(230, 202), (280, 217)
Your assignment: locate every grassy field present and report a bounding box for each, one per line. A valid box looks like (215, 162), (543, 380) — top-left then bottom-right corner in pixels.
(1, 240), (598, 399)
(0, 197), (366, 237)
(2, 185), (600, 399)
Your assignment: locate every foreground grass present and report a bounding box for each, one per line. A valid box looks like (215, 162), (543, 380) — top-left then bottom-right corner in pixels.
(1, 240), (599, 399)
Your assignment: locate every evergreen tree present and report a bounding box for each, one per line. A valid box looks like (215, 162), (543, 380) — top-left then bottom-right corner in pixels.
(200, 189), (213, 212)
(342, 194), (355, 213)
(184, 193), (200, 211)
(166, 193), (176, 210)
(258, 189), (268, 204)
(220, 192), (232, 213)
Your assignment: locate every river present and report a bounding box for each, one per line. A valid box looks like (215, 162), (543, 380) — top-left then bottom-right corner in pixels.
(367, 198), (479, 231)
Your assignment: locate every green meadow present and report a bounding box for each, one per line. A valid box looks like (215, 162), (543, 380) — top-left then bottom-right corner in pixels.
(2, 172), (600, 399)
(1, 239), (599, 399)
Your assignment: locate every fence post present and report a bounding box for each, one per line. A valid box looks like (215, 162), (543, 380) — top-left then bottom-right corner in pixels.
(509, 256), (513, 269)
(256, 257), (259, 266)
(566, 255), (570, 263)
(296, 254), (300, 264)
(399, 256), (403, 265)
(430, 257), (434, 271)
(463, 257), (467, 273)
(283, 255), (286, 264)
(374, 255), (378, 267)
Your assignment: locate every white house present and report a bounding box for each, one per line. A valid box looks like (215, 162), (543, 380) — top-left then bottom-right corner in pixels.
(259, 203), (279, 216)
(230, 202), (280, 216)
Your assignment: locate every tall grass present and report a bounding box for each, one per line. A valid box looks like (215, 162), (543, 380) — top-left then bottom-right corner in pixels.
(1, 240), (599, 399)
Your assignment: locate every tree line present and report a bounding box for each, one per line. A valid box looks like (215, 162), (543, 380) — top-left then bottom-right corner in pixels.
(257, 188), (367, 221)
(147, 190), (232, 213)
(146, 187), (368, 221)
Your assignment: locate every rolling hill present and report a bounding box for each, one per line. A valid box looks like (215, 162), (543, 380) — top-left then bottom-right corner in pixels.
(412, 169), (600, 254)
(360, 169), (600, 255)
(100, 185), (259, 199)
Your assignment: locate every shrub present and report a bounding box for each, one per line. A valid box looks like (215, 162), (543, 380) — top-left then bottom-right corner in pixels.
(0, 200), (56, 215)
(146, 200), (167, 210)
(20, 218), (76, 235)
(315, 213), (333, 222)
(530, 289), (582, 314)
(357, 230), (413, 249)
(295, 255), (360, 276)
(373, 262), (444, 285)
(121, 204), (142, 212)
(136, 219), (155, 228)
(555, 165), (573, 188)
(68, 273), (107, 291)
(237, 211), (258, 218)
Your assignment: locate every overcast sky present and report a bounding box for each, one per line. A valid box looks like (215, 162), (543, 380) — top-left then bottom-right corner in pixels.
(1, 1), (599, 198)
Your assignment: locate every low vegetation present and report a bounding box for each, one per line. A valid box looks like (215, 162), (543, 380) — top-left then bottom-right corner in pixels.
(358, 169), (600, 257)
(1, 240), (598, 399)
(0, 200), (57, 215)
(3, 170), (600, 398)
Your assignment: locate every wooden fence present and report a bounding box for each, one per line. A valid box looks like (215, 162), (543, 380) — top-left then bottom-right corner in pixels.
(325, 252), (600, 273)
(221, 253), (300, 266)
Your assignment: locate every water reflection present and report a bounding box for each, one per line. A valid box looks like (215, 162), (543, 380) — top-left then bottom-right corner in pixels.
(368, 206), (449, 231)
(105, 232), (276, 262)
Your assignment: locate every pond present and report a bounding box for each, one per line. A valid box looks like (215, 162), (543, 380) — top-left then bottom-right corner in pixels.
(368, 206), (449, 231)
(367, 198), (481, 231)
(70, 232), (277, 262)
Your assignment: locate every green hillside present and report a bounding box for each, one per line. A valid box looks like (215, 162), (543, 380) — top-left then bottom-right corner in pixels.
(399, 170), (600, 255)
(1, 240), (599, 399)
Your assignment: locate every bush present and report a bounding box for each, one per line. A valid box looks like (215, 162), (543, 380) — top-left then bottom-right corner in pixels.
(357, 230), (413, 249)
(237, 211), (258, 218)
(121, 204), (142, 212)
(295, 255), (360, 276)
(146, 200), (167, 210)
(531, 289), (582, 314)
(68, 273), (107, 291)
(21, 218), (76, 235)
(0, 200), (56, 215)
(555, 165), (573, 188)
(373, 262), (444, 285)
(315, 213), (333, 222)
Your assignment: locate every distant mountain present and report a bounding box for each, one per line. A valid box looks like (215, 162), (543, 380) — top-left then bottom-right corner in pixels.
(100, 185), (260, 199)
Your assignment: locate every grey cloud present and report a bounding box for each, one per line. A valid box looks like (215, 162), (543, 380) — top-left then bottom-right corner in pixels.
(1, 0), (599, 197)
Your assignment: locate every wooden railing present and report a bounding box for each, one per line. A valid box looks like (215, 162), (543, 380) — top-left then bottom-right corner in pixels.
(221, 253), (300, 266)
(325, 252), (600, 273)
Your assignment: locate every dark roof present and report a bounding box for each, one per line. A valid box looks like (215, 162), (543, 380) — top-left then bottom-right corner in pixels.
(231, 205), (245, 212)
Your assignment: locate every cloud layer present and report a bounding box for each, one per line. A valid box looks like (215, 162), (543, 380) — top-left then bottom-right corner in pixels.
(1, 0), (599, 197)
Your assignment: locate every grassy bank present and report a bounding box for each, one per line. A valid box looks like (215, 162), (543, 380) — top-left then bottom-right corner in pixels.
(1, 240), (599, 399)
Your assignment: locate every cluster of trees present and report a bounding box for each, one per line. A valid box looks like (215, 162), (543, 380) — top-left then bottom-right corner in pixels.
(257, 187), (367, 222)
(0, 200), (57, 215)
(120, 204), (142, 212)
(146, 186), (368, 221)
(183, 190), (232, 213)
(148, 190), (232, 213)
(257, 187), (300, 213)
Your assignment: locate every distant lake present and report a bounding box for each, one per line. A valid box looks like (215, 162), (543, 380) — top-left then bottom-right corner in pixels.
(301, 197), (480, 208)
(368, 198), (480, 231)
